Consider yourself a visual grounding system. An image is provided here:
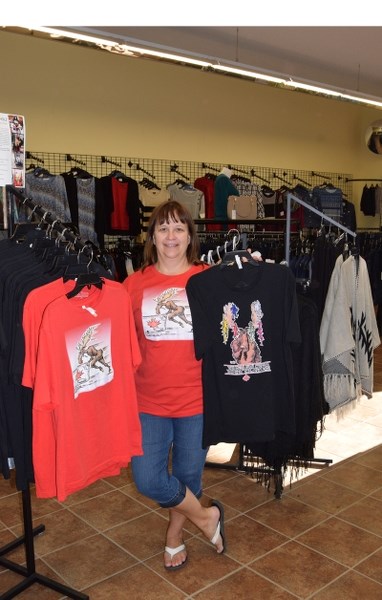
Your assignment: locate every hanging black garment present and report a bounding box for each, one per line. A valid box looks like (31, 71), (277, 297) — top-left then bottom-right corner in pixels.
(341, 199), (357, 232)
(186, 261), (301, 448)
(61, 170), (102, 246)
(360, 185), (376, 216)
(97, 173), (142, 246)
(243, 293), (328, 468)
(309, 233), (342, 323)
(0, 230), (115, 490)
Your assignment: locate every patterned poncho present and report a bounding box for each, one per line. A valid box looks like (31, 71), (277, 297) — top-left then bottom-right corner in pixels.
(319, 254), (380, 414)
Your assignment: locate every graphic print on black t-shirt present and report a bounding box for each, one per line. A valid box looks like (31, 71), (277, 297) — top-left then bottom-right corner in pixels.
(66, 321), (114, 398)
(220, 299), (271, 381)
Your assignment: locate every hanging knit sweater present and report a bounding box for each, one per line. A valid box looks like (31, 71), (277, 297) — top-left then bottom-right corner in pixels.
(319, 254), (380, 414)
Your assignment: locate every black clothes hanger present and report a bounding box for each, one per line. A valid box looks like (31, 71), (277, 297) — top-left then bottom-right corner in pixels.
(64, 249), (104, 297)
(173, 178), (188, 187)
(231, 174), (251, 183)
(46, 229), (88, 274)
(32, 166), (52, 178)
(64, 244), (104, 297)
(10, 221), (45, 242)
(278, 184), (293, 194)
(63, 257), (95, 281)
(350, 244), (360, 257)
(261, 185), (275, 196)
(66, 272), (104, 298)
(140, 177), (160, 190)
(46, 249), (78, 275)
(109, 169), (129, 182)
(220, 249), (260, 268)
(67, 167), (93, 179)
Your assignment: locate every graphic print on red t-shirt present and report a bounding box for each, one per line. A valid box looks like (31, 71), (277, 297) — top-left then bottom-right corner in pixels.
(65, 320), (114, 398)
(221, 299), (271, 381)
(142, 285), (194, 341)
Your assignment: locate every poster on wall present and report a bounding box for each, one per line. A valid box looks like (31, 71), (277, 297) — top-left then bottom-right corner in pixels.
(0, 113), (25, 188)
(0, 113), (25, 230)
(0, 186), (6, 233)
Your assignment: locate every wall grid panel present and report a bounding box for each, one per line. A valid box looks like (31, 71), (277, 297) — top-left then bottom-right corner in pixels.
(25, 151), (353, 200)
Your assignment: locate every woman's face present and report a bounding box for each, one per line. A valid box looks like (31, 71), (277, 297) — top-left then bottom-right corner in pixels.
(153, 214), (190, 263)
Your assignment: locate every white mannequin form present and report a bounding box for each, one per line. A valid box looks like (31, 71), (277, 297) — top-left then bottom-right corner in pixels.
(219, 167), (232, 178)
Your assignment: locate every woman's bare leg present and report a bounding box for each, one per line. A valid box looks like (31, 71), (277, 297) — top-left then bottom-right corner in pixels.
(171, 488), (224, 553)
(164, 508), (188, 568)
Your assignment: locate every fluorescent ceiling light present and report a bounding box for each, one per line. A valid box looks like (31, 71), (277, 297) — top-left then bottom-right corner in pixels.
(21, 26), (382, 109)
(341, 93), (382, 108)
(28, 26), (212, 67)
(213, 64), (285, 84)
(284, 80), (341, 97)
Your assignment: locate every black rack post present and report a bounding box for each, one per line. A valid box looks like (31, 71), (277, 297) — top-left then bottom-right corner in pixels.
(0, 187), (90, 598)
(0, 484), (89, 599)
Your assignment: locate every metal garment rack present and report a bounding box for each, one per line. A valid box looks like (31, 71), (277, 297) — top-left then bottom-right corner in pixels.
(194, 218), (296, 264)
(0, 487), (88, 600)
(5, 185), (90, 250)
(196, 218), (333, 499)
(0, 186), (89, 600)
(284, 191), (357, 265)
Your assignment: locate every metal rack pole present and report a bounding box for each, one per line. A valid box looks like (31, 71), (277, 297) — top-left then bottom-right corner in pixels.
(0, 485), (89, 599)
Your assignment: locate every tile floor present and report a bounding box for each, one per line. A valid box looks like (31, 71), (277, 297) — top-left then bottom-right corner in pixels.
(1, 351), (382, 599)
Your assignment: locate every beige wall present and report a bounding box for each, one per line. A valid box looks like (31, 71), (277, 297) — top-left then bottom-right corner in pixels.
(1, 29), (382, 227)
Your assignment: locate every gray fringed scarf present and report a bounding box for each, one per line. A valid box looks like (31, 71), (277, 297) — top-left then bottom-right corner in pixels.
(320, 254), (380, 414)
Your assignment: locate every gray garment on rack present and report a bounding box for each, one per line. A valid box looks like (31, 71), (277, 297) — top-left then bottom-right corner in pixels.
(167, 183), (205, 218)
(25, 173), (72, 223)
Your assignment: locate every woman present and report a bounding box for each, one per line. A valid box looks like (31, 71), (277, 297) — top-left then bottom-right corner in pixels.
(123, 200), (225, 571)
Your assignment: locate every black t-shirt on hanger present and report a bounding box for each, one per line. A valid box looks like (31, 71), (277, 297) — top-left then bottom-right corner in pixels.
(186, 261), (301, 448)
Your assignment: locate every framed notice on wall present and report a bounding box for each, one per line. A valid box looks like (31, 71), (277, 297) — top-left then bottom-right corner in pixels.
(0, 113), (25, 188)
(0, 113), (25, 230)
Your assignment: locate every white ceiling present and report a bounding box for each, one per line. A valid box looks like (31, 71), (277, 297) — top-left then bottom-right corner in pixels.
(54, 26), (382, 100)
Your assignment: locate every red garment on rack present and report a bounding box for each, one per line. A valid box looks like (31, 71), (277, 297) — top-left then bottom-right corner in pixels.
(30, 280), (143, 501)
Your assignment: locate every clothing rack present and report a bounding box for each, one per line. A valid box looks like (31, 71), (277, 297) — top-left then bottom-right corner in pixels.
(194, 218), (292, 226)
(311, 171), (331, 180)
(284, 191), (357, 266)
(201, 162), (220, 172)
(170, 163), (189, 180)
(0, 487), (89, 599)
(273, 172), (292, 186)
(6, 185), (87, 251)
(196, 219), (332, 499)
(293, 174), (310, 186)
(194, 219), (292, 265)
(0, 185), (90, 600)
(24, 151), (44, 164)
(101, 155), (122, 167)
(197, 226), (297, 269)
(357, 227), (381, 231)
(345, 178), (382, 182)
(66, 154), (87, 166)
(250, 170), (271, 184)
(17, 151), (353, 222)
(134, 162), (156, 179)
(195, 219), (291, 261)
(227, 165), (252, 177)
